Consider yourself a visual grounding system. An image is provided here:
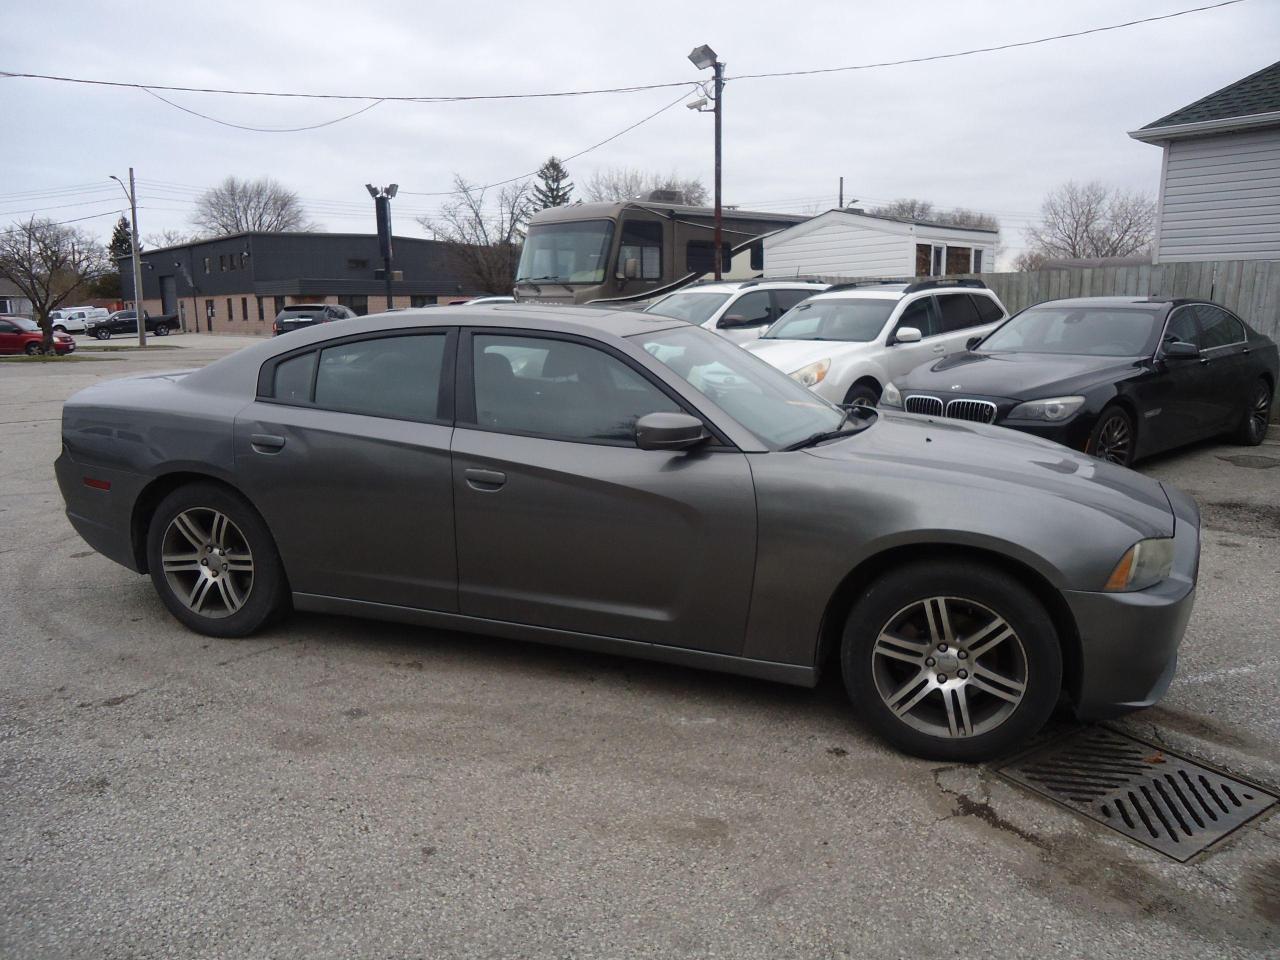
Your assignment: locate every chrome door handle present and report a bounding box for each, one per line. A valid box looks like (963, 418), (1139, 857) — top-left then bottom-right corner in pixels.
(464, 468), (507, 491)
(250, 434), (285, 453)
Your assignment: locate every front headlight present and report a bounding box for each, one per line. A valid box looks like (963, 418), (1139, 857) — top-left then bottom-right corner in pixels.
(1007, 396), (1085, 421)
(1104, 538), (1175, 592)
(789, 358), (831, 387)
(881, 382), (902, 407)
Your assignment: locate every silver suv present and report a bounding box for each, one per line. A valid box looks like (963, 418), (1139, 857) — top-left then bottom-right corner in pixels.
(642, 279), (828, 345)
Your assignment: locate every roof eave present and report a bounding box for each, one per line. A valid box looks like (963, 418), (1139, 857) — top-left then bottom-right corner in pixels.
(1129, 109), (1280, 143)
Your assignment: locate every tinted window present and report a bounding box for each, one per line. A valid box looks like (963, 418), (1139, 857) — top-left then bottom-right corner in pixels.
(1195, 305), (1244, 349)
(313, 335), (446, 421)
(686, 241), (731, 274)
(643, 292), (731, 324)
(772, 289), (815, 314)
(0, 320), (17, 333)
(723, 290), (772, 327)
(971, 295), (1004, 324)
(980, 306), (1161, 357)
(893, 297), (936, 339)
(762, 298), (895, 342)
(1165, 307), (1199, 347)
(472, 335), (680, 444)
(936, 293), (982, 332)
(619, 220), (662, 281)
(273, 352), (316, 403)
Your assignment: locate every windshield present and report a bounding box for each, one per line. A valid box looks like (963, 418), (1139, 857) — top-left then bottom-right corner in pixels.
(516, 220), (615, 284)
(979, 306), (1161, 357)
(643, 292), (731, 324)
(763, 298), (895, 342)
(632, 325), (844, 448)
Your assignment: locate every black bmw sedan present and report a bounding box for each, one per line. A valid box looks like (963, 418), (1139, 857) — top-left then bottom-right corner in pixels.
(880, 297), (1277, 466)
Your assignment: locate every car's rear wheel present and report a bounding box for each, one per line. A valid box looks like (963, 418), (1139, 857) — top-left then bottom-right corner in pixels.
(94, 327), (111, 340)
(842, 560), (1061, 762)
(843, 383), (880, 408)
(154, 323), (169, 336)
(1233, 378), (1272, 446)
(146, 483), (289, 638)
(1088, 406), (1135, 466)
(24, 342), (42, 356)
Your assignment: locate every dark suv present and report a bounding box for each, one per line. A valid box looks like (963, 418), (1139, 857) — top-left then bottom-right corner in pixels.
(273, 304), (357, 336)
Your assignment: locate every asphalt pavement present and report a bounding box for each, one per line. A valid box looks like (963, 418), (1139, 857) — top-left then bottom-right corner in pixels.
(1, 332), (1277, 959)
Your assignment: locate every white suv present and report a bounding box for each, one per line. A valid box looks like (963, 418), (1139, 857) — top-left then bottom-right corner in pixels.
(744, 280), (1008, 406)
(49, 307), (106, 334)
(642, 279), (828, 345)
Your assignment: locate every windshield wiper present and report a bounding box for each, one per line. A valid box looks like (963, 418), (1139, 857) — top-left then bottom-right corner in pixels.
(784, 407), (868, 451)
(517, 275), (565, 283)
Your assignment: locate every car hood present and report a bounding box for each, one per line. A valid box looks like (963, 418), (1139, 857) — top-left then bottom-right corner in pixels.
(807, 411), (1173, 537)
(899, 350), (1143, 398)
(744, 338), (872, 371)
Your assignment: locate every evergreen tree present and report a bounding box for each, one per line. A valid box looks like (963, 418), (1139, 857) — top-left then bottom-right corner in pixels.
(532, 157), (574, 209)
(108, 215), (138, 261)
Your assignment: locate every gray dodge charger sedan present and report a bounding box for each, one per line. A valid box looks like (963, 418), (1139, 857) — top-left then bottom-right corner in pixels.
(56, 305), (1200, 761)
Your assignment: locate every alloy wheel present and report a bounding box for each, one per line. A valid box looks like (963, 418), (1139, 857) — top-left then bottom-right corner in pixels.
(160, 508), (254, 619)
(1094, 414), (1131, 465)
(1249, 385), (1271, 441)
(871, 596), (1028, 739)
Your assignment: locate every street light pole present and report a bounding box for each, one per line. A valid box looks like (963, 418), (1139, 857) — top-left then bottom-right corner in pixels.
(110, 168), (146, 348)
(688, 45), (725, 280)
(366, 183), (399, 310)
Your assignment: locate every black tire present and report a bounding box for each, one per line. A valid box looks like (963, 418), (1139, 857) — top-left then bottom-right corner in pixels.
(53, 324), (66, 333)
(841, 560), (1062, 762)
(1232, 378), (1272, 446)
(146, 482), (289, 638)
(24, 342), (42, 356)
(154, 323), (169, 336)
(1087, 405), (1136, 467)
(94, 327), (111, 341)
(843, 383), (880, 408)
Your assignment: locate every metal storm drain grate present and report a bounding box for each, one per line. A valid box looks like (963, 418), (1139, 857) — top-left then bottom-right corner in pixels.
(997, 727), (1277, 861)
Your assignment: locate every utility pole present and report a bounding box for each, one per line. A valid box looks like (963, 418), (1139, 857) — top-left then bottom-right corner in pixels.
(839, 176), (844, 208)
(688, 45), (725, 280)
(366, 183), (399, 310)
(110, 168), (147, 348)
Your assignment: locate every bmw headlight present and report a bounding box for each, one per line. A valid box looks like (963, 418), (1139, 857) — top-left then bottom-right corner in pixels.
(880, 382), (902, 407)
(789, 358), (831, 387)
(1007, 396), (1085, 421)
(1104, 538), (1175, 592)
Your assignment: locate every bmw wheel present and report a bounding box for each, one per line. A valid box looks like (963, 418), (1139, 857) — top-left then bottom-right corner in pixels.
(1233, 378), (1272, 446)
(146, 482), (289, 637)
(842, 560), (1061, 762)
(1088, 406), (1135, 467)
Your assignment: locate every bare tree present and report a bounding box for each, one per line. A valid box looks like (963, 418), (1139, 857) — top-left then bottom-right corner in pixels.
(870, 198), (999, 231)
(0, 218), (109, 351)
(1023, 180), (1155, 263)
(419, 176), (534, 294)
(144, 229), (195, 248)
(191, 176), (316, 237)
(583, 167), (708, 205)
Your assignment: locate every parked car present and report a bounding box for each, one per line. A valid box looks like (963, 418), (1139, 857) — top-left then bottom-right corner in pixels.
(88, 310), (178, 340)
(272, 304), (357, 335)
(0, 315), (76, 355)
(880, 296), (1278, 466)
(744, 280), (1008, 406)
(49, 308), (93, 334)
(642, 279), (829, 345)
(56, 305), (1200, 762)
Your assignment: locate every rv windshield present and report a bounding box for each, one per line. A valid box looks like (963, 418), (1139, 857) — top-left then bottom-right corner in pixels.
(516, 220), (615, 284)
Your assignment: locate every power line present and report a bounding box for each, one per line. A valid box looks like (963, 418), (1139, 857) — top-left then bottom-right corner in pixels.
(139, 87), (387, 133)
(0, 1), (1246, 107)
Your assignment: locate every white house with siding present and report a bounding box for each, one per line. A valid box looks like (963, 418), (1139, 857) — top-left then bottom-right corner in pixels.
(762, 209), (998, 280)
(1130, 59), (1280, 263)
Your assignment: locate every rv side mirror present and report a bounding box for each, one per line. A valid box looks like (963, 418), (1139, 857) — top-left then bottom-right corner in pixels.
(966, 336), (982, 350)
(621, 258), (641, 280)
(894, 327), (922, 344)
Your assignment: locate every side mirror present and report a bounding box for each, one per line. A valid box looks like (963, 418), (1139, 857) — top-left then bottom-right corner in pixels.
(635, 412), (709, 451)
(1163, 340), (1200, 360)
(621, 258), (641, 280)
(719, 313), (764, 329)
(966, 336), (983, 350)
(894, 326), (922, 344)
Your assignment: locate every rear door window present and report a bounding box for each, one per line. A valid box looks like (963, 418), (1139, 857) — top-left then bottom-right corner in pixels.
(1195, 305), (1245, 349)
(936, 293), (982, 332)
(314, 334), (447, 421)
(273, 352), (317, 403)
(970, 295), (1005, 324)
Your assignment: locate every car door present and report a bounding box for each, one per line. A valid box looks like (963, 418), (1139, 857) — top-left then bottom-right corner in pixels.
(934, 291), (987, 356)
(233, 328), (459, 611)
(451, 329), (757, 654)
(1147, 305), (1219, 449)
(1194, 304), (1251, 430)
(0, 319), (20, 354)
(715, 289), (775, 344)
(883, 296), (940, 380)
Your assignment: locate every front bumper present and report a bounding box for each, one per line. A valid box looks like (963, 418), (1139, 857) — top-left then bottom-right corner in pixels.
(1065, 483), (1200, 719)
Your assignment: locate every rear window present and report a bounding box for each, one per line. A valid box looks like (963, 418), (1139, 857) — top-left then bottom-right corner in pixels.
(971, 295), (1004, 324)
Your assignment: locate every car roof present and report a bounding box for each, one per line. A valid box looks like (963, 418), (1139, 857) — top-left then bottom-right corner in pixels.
(1027, 296), (1171, 310)
(673, 279), (828, 295)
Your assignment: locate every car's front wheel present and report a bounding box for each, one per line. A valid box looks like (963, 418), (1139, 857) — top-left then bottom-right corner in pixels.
(154, 323), (169, 336)
(146, 482), (289, 638)
(94, 327), (111, 340)
(843, 383), (880, 408)
(842, 560), (1062, 762)
(1088, 406), (1135, 466)
(24, 342), (42, 356)
(1233, 378), (1272, 446)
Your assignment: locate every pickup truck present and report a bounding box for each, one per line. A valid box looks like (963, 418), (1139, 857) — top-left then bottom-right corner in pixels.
(87, 310), (179, 340)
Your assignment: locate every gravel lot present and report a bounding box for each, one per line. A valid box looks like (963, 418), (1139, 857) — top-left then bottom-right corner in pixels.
(2, 333), (1277, 959)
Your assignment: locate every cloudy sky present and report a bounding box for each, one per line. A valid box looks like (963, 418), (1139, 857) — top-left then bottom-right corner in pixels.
(3, 0), (1276, 264)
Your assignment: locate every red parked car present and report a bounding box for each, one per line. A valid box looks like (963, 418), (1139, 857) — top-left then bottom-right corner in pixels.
(0, 315), (76, 355)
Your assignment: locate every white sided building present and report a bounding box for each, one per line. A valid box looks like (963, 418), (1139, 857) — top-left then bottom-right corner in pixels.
(762, 209), (998, 281)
